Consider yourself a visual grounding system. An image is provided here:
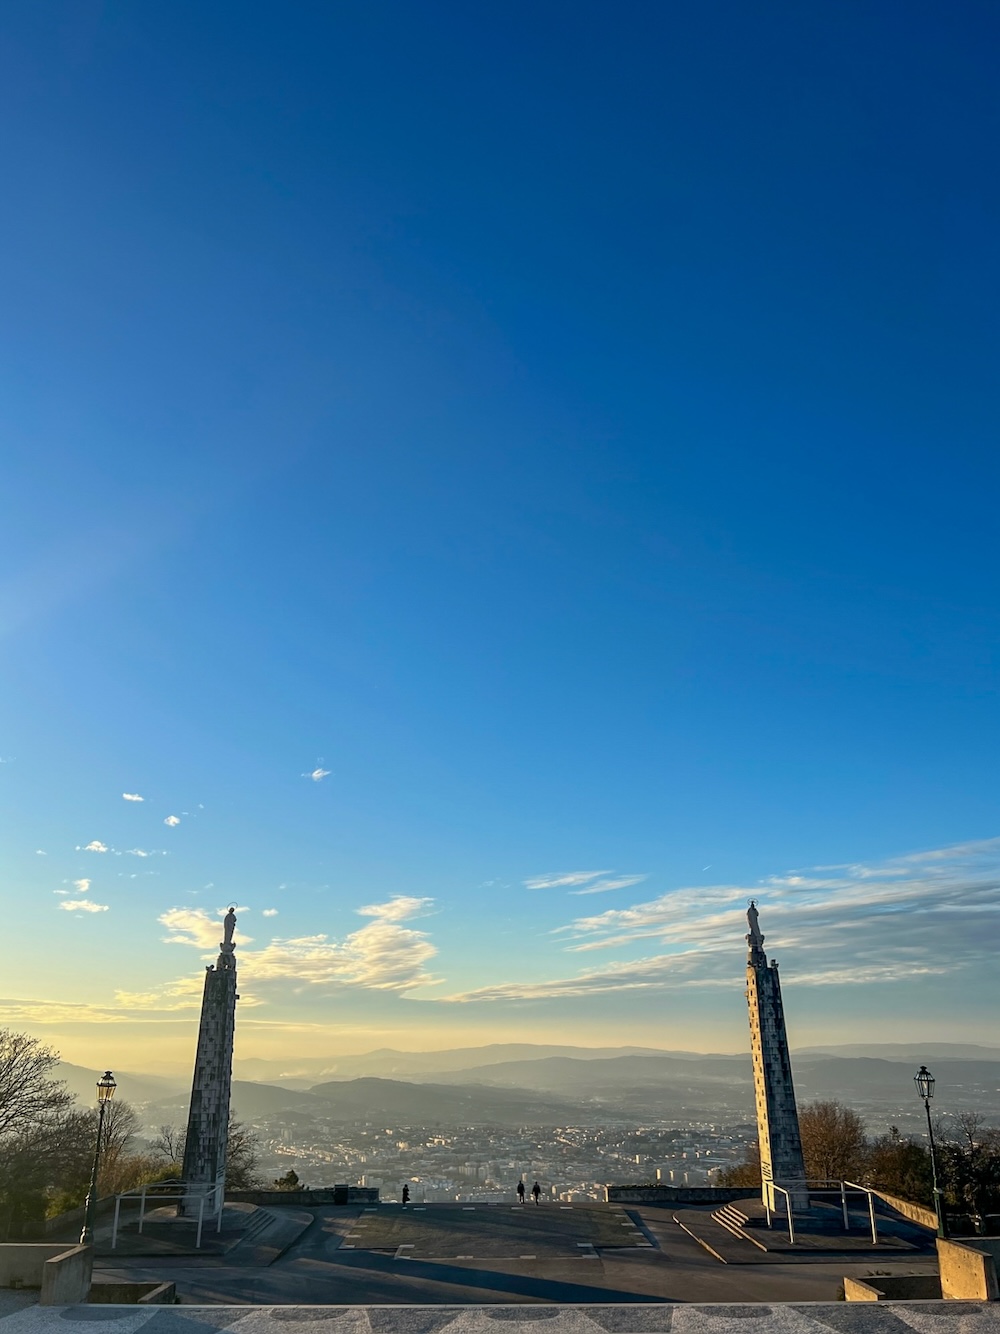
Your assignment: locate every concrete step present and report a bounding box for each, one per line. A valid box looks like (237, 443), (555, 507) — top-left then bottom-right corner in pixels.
(674, 1210), (778, 1265)
(711, 1205), (768, 1251)
(225, 1207), (314, 1266)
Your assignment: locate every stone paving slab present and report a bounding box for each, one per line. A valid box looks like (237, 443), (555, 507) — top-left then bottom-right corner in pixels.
(1, 1303), (999, 1334)
(344, 1209), (639, 1258)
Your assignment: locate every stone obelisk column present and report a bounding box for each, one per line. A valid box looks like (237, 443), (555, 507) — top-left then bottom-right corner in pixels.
(181, 907), (238, 1216)
(745, 901), (808, 1212)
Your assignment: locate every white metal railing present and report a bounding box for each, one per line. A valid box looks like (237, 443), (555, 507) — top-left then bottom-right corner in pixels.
(764, 1178), (879, 1246)
(842, 1179), (879, 1245)
(111, 1181), (225, 1251)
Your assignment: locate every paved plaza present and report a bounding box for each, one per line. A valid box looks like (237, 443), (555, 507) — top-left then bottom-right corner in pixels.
(83, 1204), (942, 1307)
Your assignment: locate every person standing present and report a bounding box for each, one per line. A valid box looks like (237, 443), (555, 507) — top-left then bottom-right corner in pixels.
(402, 1184), (410, 1205)
(532, 1181), (541, 1205)
(516, 1179), (525, 1203)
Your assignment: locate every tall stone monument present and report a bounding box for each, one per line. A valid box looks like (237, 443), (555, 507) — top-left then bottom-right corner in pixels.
(745, 901), (808, 1212)
(181, 907), (238, 1214)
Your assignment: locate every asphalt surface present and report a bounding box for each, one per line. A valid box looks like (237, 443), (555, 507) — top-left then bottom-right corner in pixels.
(92, 1203), (942, 1305)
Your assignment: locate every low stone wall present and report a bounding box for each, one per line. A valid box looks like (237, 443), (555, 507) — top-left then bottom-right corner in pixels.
(869, 1189), (937, 1232)
(605, 1185), (758, 1205)
(227, 1187), (378, 1207)
(89, 1281), (176, 1304)
(40, 1246), (93, 1306)
(938, 1237), (1000, 1301)
(844, 1275), (941, 1302)
(0, 1243), (90, 1293)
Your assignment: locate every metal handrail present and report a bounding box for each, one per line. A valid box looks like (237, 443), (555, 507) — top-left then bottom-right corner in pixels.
(111, 1181), (225, 1251)
(765, 1179), (879, 1246)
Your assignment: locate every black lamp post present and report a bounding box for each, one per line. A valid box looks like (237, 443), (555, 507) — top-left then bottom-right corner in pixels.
(80, 1071), (117, 1245)
(914, 1065), (947, 1239)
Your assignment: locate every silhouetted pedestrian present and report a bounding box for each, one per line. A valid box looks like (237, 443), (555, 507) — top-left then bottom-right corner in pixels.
(402, 1184), (410, 1205)
(532, 1181), (541, 1205)
(516, 1180), (525, 1203)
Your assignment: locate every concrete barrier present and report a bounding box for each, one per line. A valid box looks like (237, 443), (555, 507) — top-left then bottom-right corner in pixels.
(606, 1185), (758, 1205)
(40, 1246), (93, 1305)
(0, 1243), (90, 1294)
(938, 1237), (1000, 1301)
(844, 1275), (941, 1301)
(227, 1187), (378, 1206)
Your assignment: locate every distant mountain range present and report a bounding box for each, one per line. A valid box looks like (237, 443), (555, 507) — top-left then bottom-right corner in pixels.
(231, 1043), (677, 1086)
(57, 1042), (1000, 1129)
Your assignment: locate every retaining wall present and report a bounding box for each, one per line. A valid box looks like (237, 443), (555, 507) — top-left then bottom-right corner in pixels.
(938, 1237), (1000, 1301)
(870, 1189), (937, 1232)
(227, 1187), (378, 1207)
(0, 1243), (88, 1291)
(844, 1275), (941, 1302)
(605, 1185), (758, 1205)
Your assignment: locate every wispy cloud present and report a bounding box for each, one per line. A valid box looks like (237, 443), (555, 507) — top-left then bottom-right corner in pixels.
(73, 878), (91, 894)
(163, 815), (180, 827)
(569, 874), (647, 896)
(0, 998), (134, 1025)
(122, 793), (144, 802)
(79, 840), (109, 853)
(442, 838), (1000, 1004)
(523, 871), (611, 889)
(125, 848), (165, 857)
(262, 908), (279, 917)
(115, 974), (217, 1012)
(357, 895), (433, 922)
(35, 850), (47, 856)
(60, 899), (108, 914)
(303, 767), (331, 782)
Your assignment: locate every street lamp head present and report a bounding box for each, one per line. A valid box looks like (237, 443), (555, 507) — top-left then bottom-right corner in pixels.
(914, 1065), (935, 1101)
(96, 1071), (117, 1104)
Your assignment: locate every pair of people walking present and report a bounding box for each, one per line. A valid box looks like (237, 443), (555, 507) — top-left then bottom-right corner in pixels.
(517, 1180), (542, 1205)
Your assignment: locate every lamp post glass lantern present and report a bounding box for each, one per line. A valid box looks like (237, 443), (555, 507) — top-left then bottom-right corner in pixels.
(80, 1071), (116, 1245)
(914, 1065), (947, 1239)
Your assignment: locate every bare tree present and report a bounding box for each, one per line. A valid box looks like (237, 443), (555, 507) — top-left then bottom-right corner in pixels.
(150, 1115), (259, 1188)
(151, 1124), (185, 1167)
(97, 1101), (142, 1194)
(0, 1030), (72, 1139)
(226, 1115), (260, 1189)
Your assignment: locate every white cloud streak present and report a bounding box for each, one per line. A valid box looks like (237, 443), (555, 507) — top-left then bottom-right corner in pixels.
(523, 871), (611, 889)
(164, 815), (180, 827)
(569, 875), (648, 895)
(73, 879), (91, 894)
(122, 793), (144, 802)
(303, 768), (331, 782)
(59, 900), (108, 914)
(443, 838), (1000, 1004)
(79, 840), (109, 853)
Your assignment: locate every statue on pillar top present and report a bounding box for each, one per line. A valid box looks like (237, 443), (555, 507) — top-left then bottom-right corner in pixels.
(217, 907), (237, 970)
(746, 899), (765, 956)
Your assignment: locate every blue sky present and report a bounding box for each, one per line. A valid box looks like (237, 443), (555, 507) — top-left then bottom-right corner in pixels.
(2, 1), (999, 1069)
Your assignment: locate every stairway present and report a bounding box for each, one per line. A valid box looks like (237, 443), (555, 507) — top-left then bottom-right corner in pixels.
(711, 1203), (769, 1252)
